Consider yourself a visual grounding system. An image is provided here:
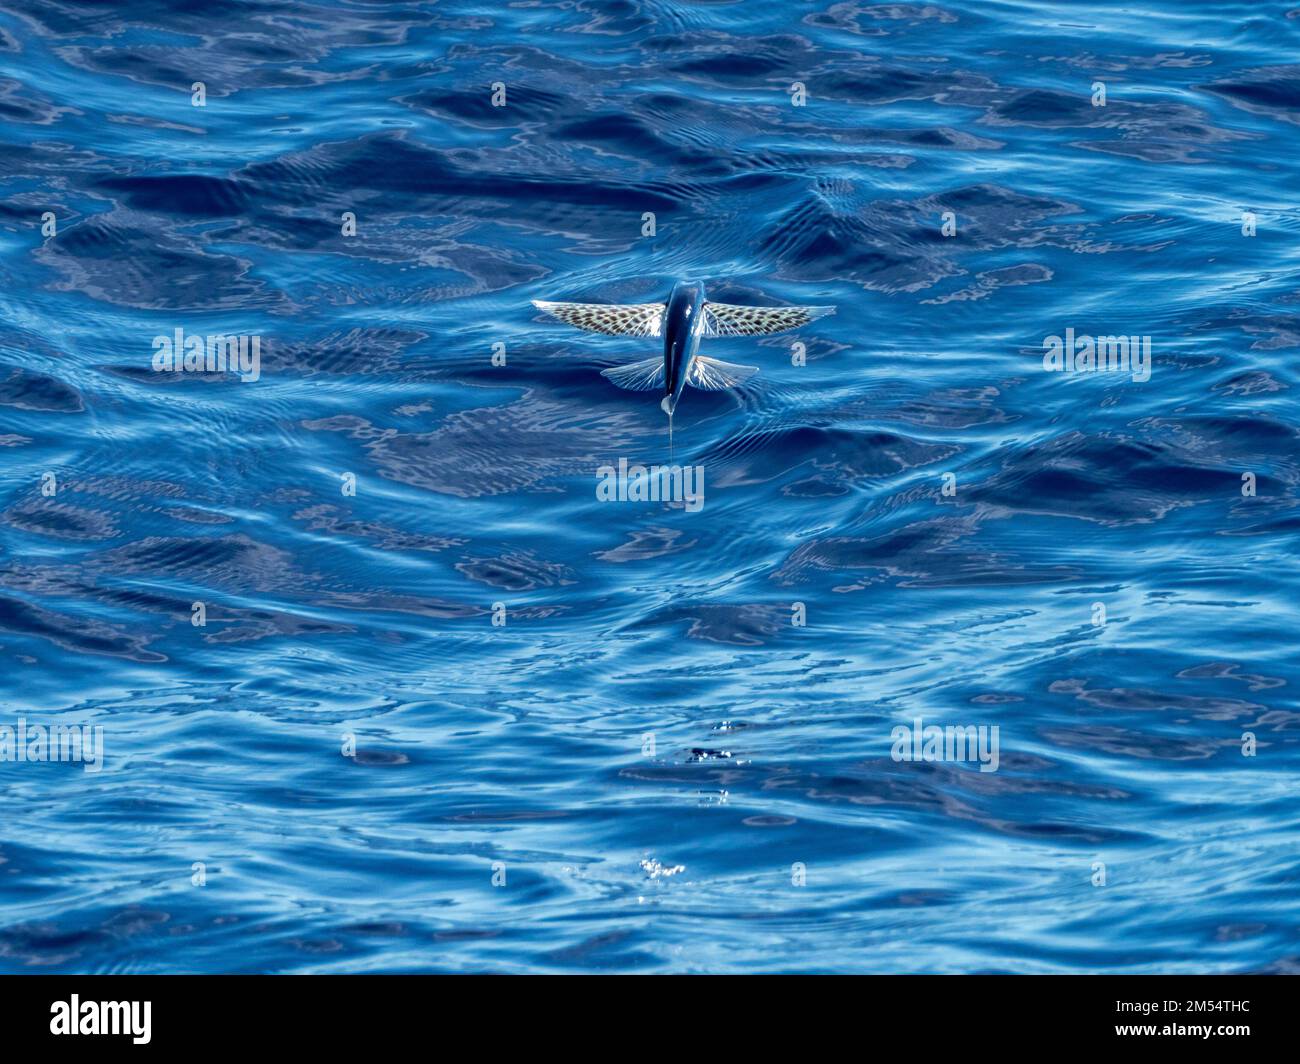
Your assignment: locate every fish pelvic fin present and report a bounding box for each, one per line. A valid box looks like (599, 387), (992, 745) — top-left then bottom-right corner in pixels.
(701, 301), (835, 337)
(602, 356), (666, 392)
(687, 355), (758, 391)
(532, 300), (665, 337)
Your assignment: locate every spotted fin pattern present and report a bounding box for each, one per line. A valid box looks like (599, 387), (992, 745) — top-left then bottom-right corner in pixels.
(532, 300), (665, 337)
(687, 355), (758, 390)
(702, 301), (835, 337)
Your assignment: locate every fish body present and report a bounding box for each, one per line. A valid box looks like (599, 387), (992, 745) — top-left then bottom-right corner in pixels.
(661, 280), (707, 415)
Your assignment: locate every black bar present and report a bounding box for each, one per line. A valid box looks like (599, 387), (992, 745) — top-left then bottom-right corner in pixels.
(1, 974), (1288, 1051)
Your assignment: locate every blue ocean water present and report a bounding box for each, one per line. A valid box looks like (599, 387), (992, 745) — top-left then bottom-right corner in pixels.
(0, 0), (1297, 974)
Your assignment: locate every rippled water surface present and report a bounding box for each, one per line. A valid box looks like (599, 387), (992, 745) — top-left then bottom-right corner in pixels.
(1, 0), (1298, 973)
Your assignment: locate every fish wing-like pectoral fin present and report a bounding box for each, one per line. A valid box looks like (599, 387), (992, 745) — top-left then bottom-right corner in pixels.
(687, 355), (758, 391)
(532, 300), (665, 337)
(701, 301), (835, 337)
(601, 356), (666, 392)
